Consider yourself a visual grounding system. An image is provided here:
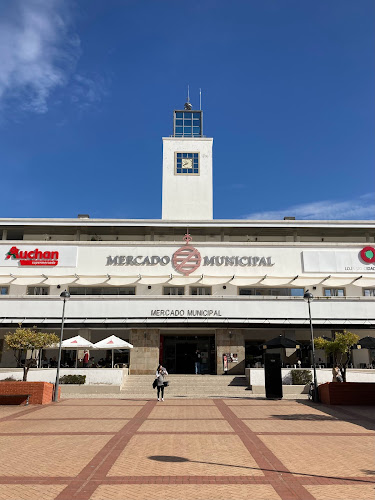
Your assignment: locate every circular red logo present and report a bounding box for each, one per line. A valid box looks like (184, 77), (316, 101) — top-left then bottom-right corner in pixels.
(360, 246), (375, 263)
(172, 233), (201, 276)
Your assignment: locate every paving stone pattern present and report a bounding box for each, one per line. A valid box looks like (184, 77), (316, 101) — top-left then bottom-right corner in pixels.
(0, 398), (374, 500)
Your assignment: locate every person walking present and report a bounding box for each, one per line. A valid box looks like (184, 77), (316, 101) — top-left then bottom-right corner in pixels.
(83, 350), (89, 368)
(195, 350), (201, 375)
(156, 364), (168, 401)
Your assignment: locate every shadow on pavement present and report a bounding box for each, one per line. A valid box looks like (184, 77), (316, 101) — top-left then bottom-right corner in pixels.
(148, 455), (375, 483)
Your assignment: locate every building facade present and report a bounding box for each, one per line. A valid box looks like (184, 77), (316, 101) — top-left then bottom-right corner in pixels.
(0, 103), (374, 373)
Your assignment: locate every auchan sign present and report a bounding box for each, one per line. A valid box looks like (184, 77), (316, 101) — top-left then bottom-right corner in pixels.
(1, 245), (78, 268)
(6, 246), (59, 266)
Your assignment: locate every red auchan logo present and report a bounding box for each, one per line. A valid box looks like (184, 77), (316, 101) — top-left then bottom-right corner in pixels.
(5, 246), (59, 266)
(172, 233), (201, 276)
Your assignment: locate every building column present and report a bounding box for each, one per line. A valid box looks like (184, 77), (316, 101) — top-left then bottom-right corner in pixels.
(129, 329), (160, 375)
(216, 329), (245, 375)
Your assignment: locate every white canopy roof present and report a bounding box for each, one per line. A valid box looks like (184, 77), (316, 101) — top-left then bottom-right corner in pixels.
(61, 335), (95, 349)
(74, 276), (109, 286)
(0, 276), (14, 284)
(260, 277), (294, 286)
(352, 278), (375, 287)
(138, 276), (170, 285)
(106, 276), (139, 286)
(93, 335), (133, 349)
(168, 275), (200, 286)
(322, 277), (355, 286)
(229, 277), (262, 286)
(11, 276), (45, 285)
(43, 276), (77, 285)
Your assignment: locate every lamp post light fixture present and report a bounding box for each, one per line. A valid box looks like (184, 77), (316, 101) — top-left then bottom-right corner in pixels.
(304, 290), (319, 402)
(54, 290), (70, 402)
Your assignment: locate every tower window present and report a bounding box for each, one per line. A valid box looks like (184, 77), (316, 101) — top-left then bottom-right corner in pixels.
(175, 152), (199, 175)
(173, 110), (202, 137)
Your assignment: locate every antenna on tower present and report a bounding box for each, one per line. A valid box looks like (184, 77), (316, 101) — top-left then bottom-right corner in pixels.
(184, 85), (192, 110)
(199, 88), (202, 110)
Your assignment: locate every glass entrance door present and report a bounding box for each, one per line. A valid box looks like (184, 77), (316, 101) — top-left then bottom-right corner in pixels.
(162, 335), (215, 374)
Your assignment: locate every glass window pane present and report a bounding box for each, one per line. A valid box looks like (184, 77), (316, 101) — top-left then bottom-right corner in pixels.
(175, 127), (183, 134)
(337, 289), (344, 297)
(176, 119), (183, 126)
(290, 288), (304, 296)
(324, 289), (331, 296)
(176, 112), (183, 118)
(119, 287), (135, 295)
(193, 113), (200, 118)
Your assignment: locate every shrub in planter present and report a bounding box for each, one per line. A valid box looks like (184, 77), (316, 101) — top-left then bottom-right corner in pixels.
(291, 369), (312, 385)
(59, 375), (86, 385)
(0, 377), (17, 382)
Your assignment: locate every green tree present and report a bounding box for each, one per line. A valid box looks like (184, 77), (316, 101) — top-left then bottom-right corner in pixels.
(315, 330), (360, 382)
(5, 326), (59, 381)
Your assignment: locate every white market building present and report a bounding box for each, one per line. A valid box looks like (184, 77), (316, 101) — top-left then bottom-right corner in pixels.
(0, 102), (375, 375)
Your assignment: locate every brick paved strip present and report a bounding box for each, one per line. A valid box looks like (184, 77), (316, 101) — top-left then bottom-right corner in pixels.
(320, 404), (375, 424)
(137, 431), (235, 434)
(255, 432), (373, 436)
(0, 405), (45, 422)
(0, 432), (117, 436)
(55, 400), (157, 500)
(98, 476), (375, 485)
(0, 475), (372, 486)
(214, 400), (316, 500)
(0, 477), (72, 484)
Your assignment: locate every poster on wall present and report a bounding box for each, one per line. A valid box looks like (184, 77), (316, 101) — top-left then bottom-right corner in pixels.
(223, 354), (228, 372)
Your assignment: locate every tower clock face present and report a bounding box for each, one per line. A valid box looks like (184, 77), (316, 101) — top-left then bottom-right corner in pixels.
(181, 158), (193, 169)
(175, 152), (199, 174)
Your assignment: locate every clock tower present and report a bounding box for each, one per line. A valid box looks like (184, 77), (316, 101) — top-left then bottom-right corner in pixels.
(161, 99), (213, 221)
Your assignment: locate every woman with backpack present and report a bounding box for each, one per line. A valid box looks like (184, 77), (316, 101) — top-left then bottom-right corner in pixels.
(155, 364), (168, 401)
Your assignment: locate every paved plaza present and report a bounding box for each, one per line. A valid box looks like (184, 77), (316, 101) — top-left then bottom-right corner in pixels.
(0, 398), (374, 500)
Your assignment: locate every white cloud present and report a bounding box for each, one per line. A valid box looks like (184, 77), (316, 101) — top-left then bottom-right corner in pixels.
(71, 74), (108, 109)
(244, 193), (375, 220)
(0, 0), (80, 114)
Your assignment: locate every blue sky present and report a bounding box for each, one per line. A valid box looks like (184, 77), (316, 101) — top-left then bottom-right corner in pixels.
(0, 0), (374, 220)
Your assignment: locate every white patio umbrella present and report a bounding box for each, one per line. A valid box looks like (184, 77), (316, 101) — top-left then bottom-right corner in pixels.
(93, 335), (133, 368)
(61, 335), (95, 367)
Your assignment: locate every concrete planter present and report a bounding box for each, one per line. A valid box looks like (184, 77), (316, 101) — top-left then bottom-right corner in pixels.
(0, 381), (59, 405)
(319, 382), (375, 405)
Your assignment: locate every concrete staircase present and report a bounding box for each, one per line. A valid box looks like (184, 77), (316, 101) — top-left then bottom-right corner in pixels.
(120, 374), (251, 399)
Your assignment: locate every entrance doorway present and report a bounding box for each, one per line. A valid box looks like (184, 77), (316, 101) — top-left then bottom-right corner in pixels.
(162, 335), (215, 374)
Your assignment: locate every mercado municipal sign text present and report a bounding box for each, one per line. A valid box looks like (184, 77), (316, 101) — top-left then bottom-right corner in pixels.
(106, 234), (273, 276)
(151, 309), (222, 317)
(106, 255), (273, 269)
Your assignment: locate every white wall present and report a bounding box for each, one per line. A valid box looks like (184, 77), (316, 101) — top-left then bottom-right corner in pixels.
(247, 368), (375, 387)
(162, 137), (213, 220)
(0, 368), (124, 385)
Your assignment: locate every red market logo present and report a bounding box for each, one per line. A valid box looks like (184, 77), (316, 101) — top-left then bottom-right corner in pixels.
(360, 246), (375, 264)
(5, 246), (59, 266)
(172, 233), (201, 276)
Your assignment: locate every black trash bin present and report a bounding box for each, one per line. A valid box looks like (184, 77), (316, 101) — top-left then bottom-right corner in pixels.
(264, 353), (283, 399)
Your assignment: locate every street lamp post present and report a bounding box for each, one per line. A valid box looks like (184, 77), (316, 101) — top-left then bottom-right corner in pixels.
(54, 290), (70, 402)
(304, 290), (319, 402)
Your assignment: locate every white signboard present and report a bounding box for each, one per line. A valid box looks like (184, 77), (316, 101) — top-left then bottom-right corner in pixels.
(0, 245), (78, 268)
(302, 251), (375, 273)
